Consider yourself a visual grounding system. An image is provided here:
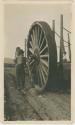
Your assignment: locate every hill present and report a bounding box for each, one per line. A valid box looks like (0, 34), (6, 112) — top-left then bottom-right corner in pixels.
(4, 58), (14, 64)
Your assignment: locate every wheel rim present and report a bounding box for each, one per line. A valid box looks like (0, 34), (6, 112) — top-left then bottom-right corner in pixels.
(28, 22), (49, 90)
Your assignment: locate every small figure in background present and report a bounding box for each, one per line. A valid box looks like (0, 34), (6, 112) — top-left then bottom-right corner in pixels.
(15, 47), (25, 93)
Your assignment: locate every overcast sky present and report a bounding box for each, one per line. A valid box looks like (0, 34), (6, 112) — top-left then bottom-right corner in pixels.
(4, 3), (71, 60)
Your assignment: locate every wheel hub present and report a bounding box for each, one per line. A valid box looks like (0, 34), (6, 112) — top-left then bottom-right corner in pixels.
(34, 48), (40, 64)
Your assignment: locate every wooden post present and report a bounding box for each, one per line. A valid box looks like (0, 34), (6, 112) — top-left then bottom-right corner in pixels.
(68, 33), (71, 62)
(60, 14), (63, 64)
(52, 20), (57, 81)
(52, 20), (55, 76)
(59, 14), (64, 84)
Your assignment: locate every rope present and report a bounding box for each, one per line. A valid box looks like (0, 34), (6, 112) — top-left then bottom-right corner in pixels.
(63, 27), (71, 34)
(55, 31), (71, 45)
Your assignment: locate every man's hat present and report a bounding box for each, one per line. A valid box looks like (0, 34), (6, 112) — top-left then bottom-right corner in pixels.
(16, 47), (20, 50)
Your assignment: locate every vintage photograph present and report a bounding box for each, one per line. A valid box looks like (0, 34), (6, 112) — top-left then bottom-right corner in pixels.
(4, 2), (71, 121)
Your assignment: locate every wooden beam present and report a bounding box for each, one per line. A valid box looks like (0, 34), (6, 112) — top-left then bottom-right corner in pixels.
(60, 14), (63, 64)
(68, 33), (71, 62)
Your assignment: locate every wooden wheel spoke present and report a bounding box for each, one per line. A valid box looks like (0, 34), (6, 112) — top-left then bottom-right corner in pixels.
(40, 63), (48, 77)
(40, 59), (48, 68)
(37, 27), (40, 45)
(38, 27), (41, 48)
(40, 36), (45, 50)
(39, 67), (44, 86)
(35, 66), (41, 86)
(29, 48), (34, 54)
(40, 65), (46, 86)
(29, 41), (32, 48)
(36, 67), (41, 86)
(33, 29), (36, 47)
(31, 34), (35, 49)
(30, 59), (35, 66)
(39, 30), (42, 47)
(35, 27), (38, 47)
(40, 45), (48, 55)
(40, 54), (48, 58)
(31, 34), (34, 41)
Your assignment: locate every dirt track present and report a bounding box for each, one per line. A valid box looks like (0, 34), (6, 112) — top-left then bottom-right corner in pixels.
(4, 67), (41, 121)
(4, 67), (71, 121)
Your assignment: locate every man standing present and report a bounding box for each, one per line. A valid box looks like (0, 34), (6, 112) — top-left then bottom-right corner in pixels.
(15, 47), (25, 92)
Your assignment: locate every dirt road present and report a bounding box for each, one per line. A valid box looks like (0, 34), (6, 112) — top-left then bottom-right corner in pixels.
(4, 67), (71, 121)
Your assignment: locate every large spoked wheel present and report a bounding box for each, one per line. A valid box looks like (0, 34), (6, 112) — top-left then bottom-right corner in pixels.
(27, 21), (57, 91)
